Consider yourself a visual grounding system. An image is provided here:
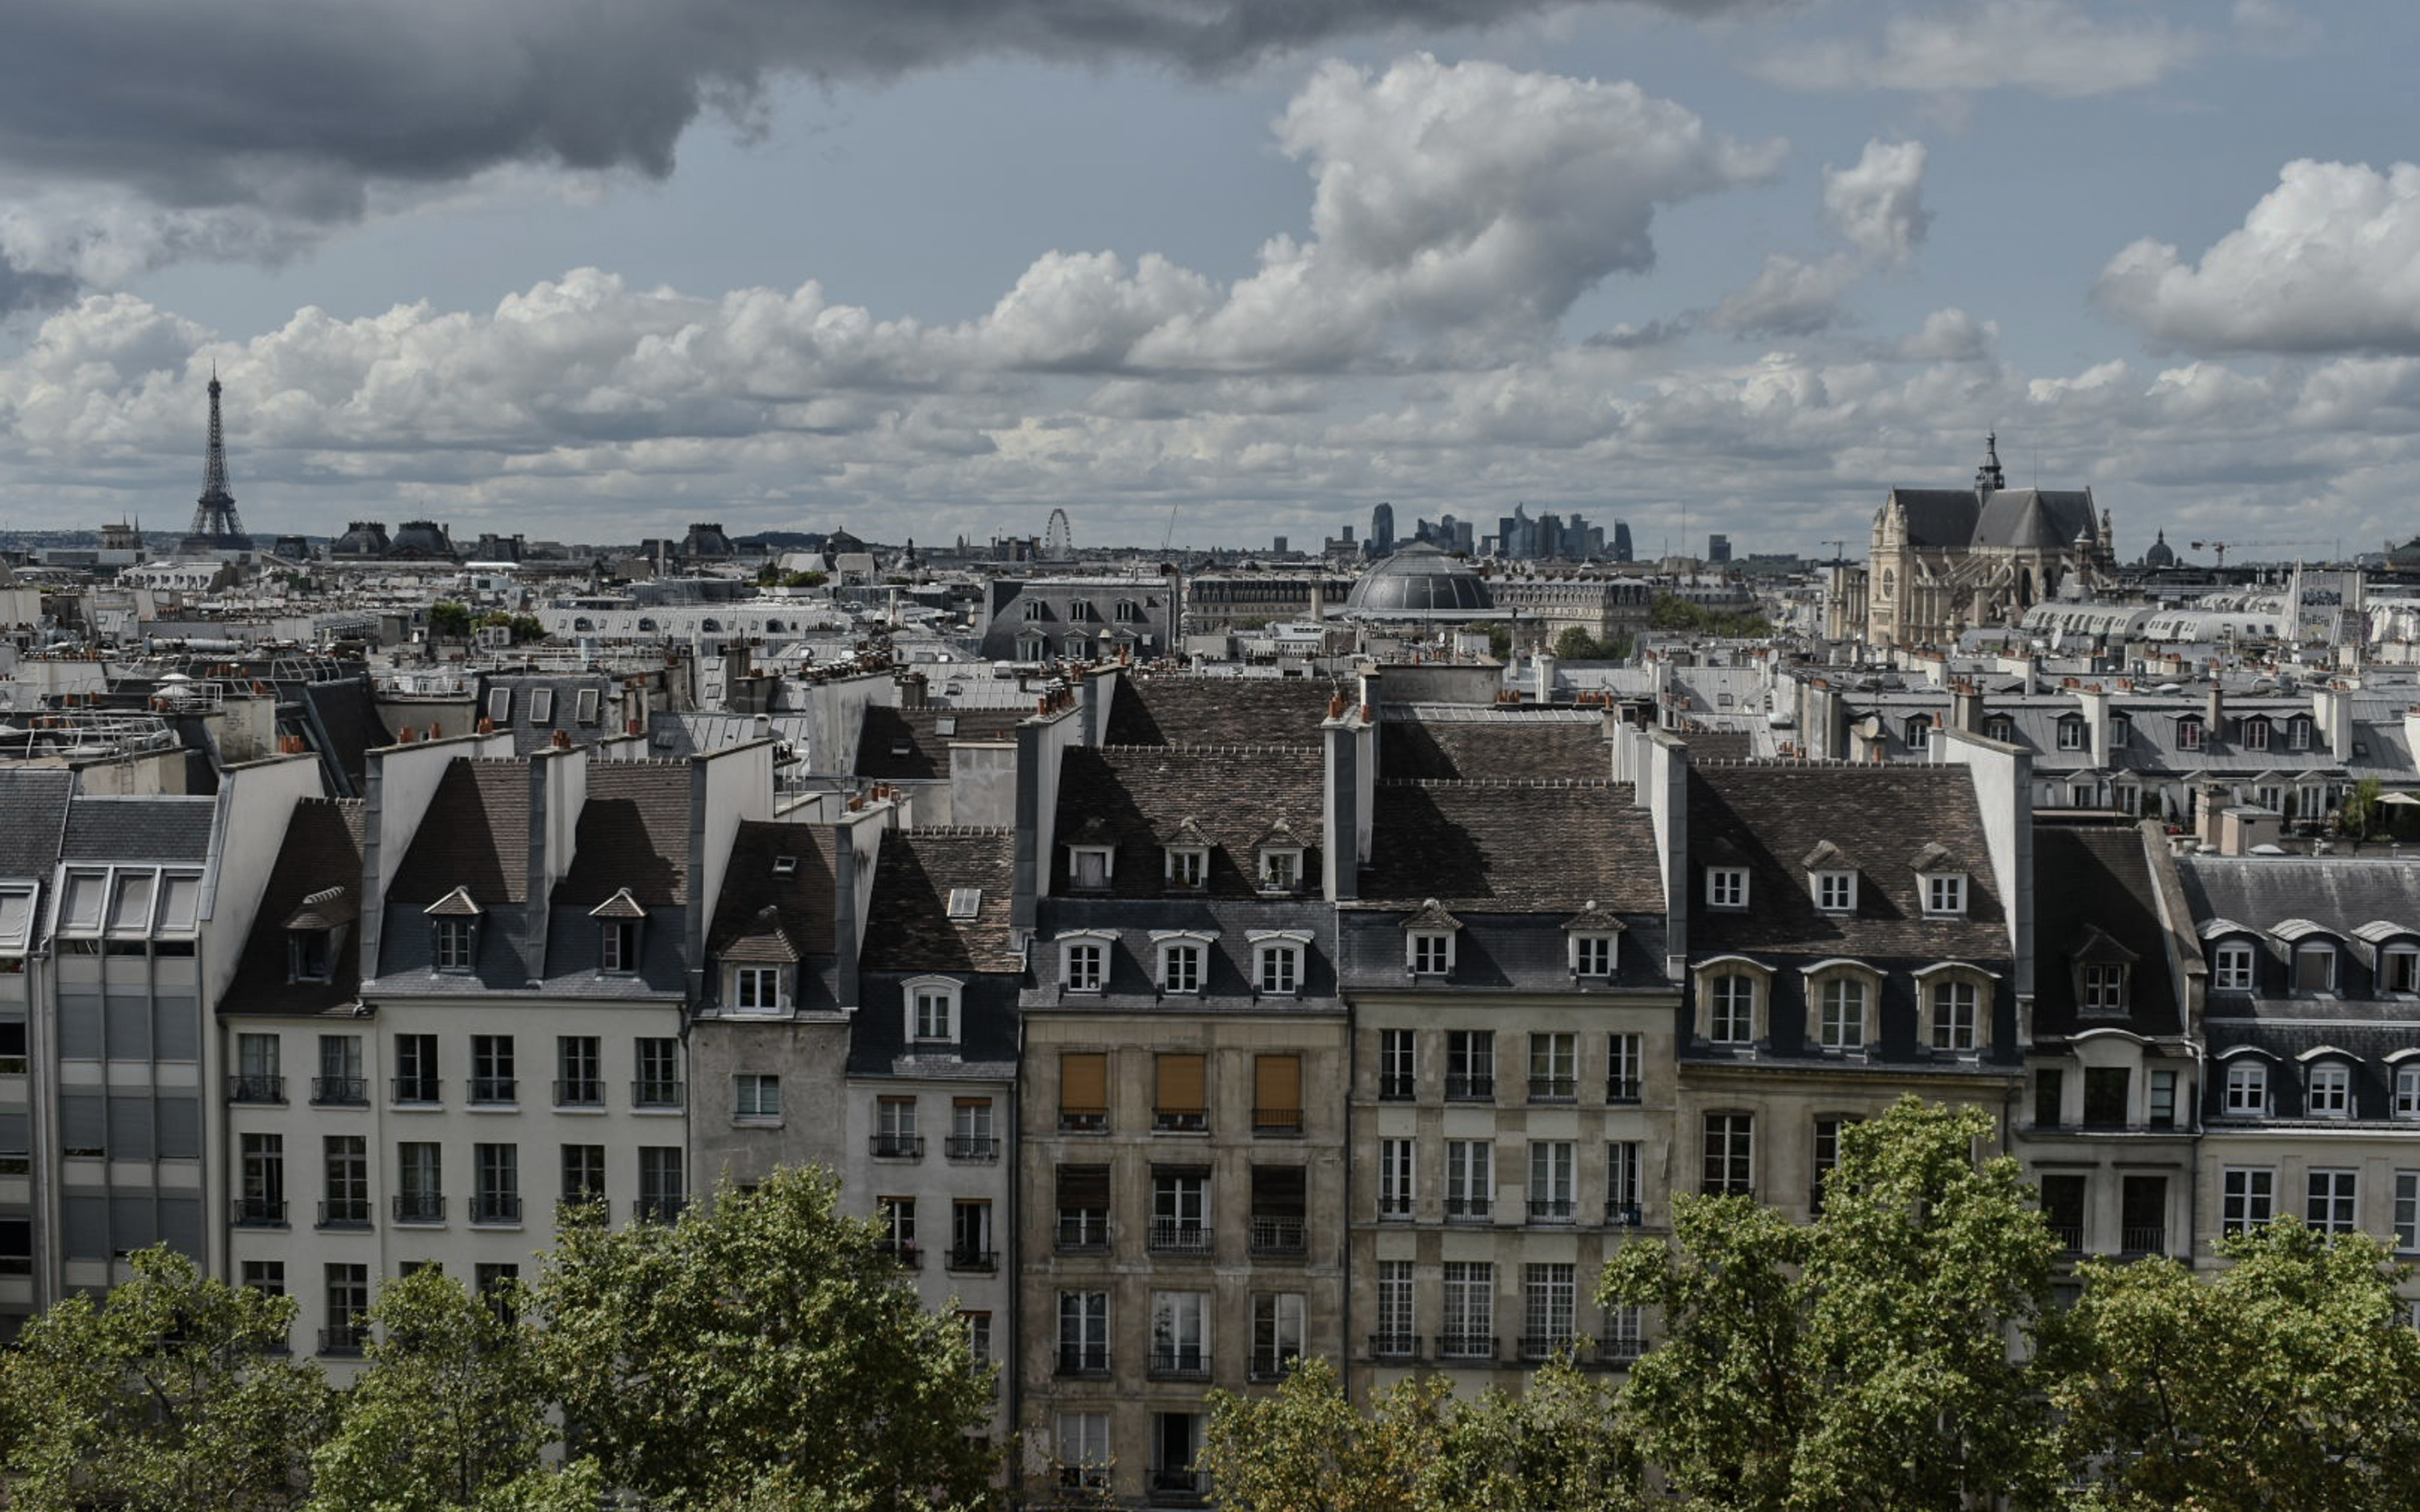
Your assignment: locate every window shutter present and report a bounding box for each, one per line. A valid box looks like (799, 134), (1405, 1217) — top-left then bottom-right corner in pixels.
(1060, 1052), (1109, 1117)
(1058, 1164), (1111, 1208)
(1156, 1053), (1207, 1114)
(1254, 1054), (1302, 1128)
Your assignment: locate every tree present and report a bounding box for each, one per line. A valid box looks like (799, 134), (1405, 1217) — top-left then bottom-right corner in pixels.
(1421, 1358), (1642, 1512)
(1552, 626), (1629, 661)
(428, 601), (474, 639)
(0, 1246), (332, 1512)
(478, 610), (548, 644)
(308, 1267), (557, 1512)
(1600, 1098), (2063, 1510)
(2054, 1221), (2420, 1511)
(530, 1166), (999, 1510)
(2339, 775), (2385, 839)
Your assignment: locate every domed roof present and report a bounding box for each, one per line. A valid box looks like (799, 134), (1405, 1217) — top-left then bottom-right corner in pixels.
(390, 519), (456, 559)
(332, 520), (390, 556)
(1344, 541), (1494, 614)
(2143, 529), (2176, 568)
(679, 522), (734, 557)
(825, 527), (866, 556)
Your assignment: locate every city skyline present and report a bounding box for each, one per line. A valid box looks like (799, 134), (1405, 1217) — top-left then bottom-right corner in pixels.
(0, 2), (2414, 558)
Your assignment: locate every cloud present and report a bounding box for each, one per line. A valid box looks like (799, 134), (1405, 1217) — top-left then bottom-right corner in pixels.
(1892, 307), (1996, 363)
(1823, 140), (1929, 264)
(1709, 253), (1861, 336)
(2094, 160), (2420, 354)
(1761, 0), (2205, 98)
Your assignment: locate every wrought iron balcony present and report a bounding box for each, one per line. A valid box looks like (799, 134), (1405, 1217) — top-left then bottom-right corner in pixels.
(226, 1073), (285, 1104)
(232, 1197), (286, 1227)
(311, 1075), (369, 1106)
(392, 1191), (446, 1224)
(317, 1198), (373, 1230)
(1148, 1221), (1212, 1256)
(1247, 1216), (1307, 1256)
(870, 1132), (924, 1160)
(945, 1135), (1000, 1161)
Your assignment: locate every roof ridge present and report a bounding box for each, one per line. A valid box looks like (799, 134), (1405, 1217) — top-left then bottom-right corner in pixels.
(1095, 743), (1321, 756)
(1377, 777), (1620, 789)
(898, 826), (1016, 838)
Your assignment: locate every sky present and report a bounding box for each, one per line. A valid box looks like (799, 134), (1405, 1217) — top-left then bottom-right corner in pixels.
(1, 0), (2417, 560)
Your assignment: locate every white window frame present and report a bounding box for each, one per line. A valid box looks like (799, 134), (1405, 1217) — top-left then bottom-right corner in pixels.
(1905, 715), (1931, 752)
(2306, 1168), (2357, 1233)
(2176, 716), (2204, 752)
(1164, 846), (1208, 890)
(2397, 1171), (2420, 1253)
(1569, 931), (1617, 977)
(2220, 1166), (2273, 1234)
(2396, 1064), (2420, 1119)
(731, 964), (786, 1013)
(2306, 1061), (2352, 1118)
(1816, 974), (1869, 1051)
(1067, 844), (1114, 891)
(2384, 948), (2420, 994)
(1921, 873), (1968, 917)
(1704, 969), (1759, 1045)
(2222, 1057), (2270, 1116)
(2241, 718), (2271, 752)
(1058, 932), (1114, 994)
(1153, 931), (1215, 995)
(1378, 1139), (1414, 1219)
(733, 1073), (782, 1122)
(1927, 976), (1983, 1053)
(1408, 931), (1454, 977)
(904, 976), (961, 1044)
(1253, 936), (1304, 996)
(2213, 942), (2255, 991)
(432, 918), (475, 972)
(1256, 848), (1304, 893)
(1813, 872), (1856, 912)
(2056, 718), (2087, 752)
(1705, 867), (1748, 909)
(2294, 944), (2338, 994)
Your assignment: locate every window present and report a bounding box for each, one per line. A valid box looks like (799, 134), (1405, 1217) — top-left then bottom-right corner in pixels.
(1158, 940), (1206, 993)
(1814, 872), (1856, 912)
(2241, 718), (2271, 752)
(2287, 715), (2313, 751)
(1446, 1031), (1495, 1101)
(2148, 1068), (2178, 1128)
(1984, 715), (2014, 743)
(232, 1033), (282, 1102)
(2221, 1167), (2274, 1234)
(600, 918), (637, 973)
(2213, 943), (2255, 991)
(1446, 1139), (1493, 1220)
(432, 918), (474, 972)
(2056, 718), (2087, 752)
(1528, 1032), (1577, 1101)
(1817, 977), (1867, 1051)
(633, 1038), (680, 1106)
(396, 1142), (443, 1223)
(2034, 1068), (2064, 1127)
(1709, 973), (1755, 1044)
(879, 1197), (918, 1262)
(2307, 1168), (2358, 1234)
(1571, 931), (1617, 977)
(732, 965), (786, 1012)
(1607, 1032), (1642, 1102)
(1056, 1165), (1109, 1250)
(1059, 1052), (1108, 1131)
(1521, 1264), (1578, 1359)
(1154, 1052), (1208, 1131)
(315, 1035), (365, 1106)
(1378, 1139), (1414, 1219)
(561, 1144), (606, 1206)
(2398, 1173), (2420, 1253)
(1165, 847), (1206, 890)
(1375, 1261), (1416, 1356)
(2223, 1060), (2270, 1116)
(2176, 716), (2203, 752)
(1150, 1169), (1211, 1252)
(1151, 1291), (1211, 1377)
(1706, 867), (1748, 908)
(950, 1200), (995, 1270)
(237, 1133), (286, 1226)
(1068, 845), (1112, 891)
(734, 1073), (782, 1121)
(1253, 1054), (1303, 1135)
(556, 1036), (603, 1107)
(1379, 1029), (1416, 1100)
(2111, 714), (2132, 748)
(2385, 948), (2420, 993)
(1021, 598), (1045, 623)
(949, 1098), (997, 1160)
(1905, 715), (1932, 751)
(1056, 1410), (1111, 1487)
(1154, 1413), (1206, 1498)
(321, 1135), (369, 1228)
(470, 1034), (515, 1105)
(1062, 938), (1107, 993)
(1442, 1262), (1494, 1357)
(1255, 940), (1302, 995)
(1930, 980), (1980, 1052)
(2397, 1065), (2420, 1119)
(1528, 1141), (1575, 1223)
(1812, 1116), (1854, 1214)
(1702, 1113), (1753, 1196)
(2082, 964), (2126, 1012)
(1923, 874), (1968, 916)
(2083, 1066), (2130, 1126)
(910, 981), (957, 1043)
(1608, 1141), (1643, 1223)
(393, 1034), (439, 1104)
(2295, 945), (2338, 994)
(2307, 1062), (2352, 1117)
(874, 1097), (920, 1157)
(323, 1264), (369, 1356)
(240, 1260), (283, 1297)
(1258, 848), (1302, 893)
(1409, 931), (1452, 975)
(473, 1143), (520, 1225)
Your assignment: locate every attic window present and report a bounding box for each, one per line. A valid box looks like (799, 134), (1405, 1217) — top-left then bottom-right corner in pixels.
(1068, 844), (1113, 892)
(1258, 845), (1304, 893)
(891, 737), (914, 758)
(1813, 872), (1857, 913)
(773, 856), (799, 877)
(488, 689), (512, 725)
(1922, 873), (1967, 917)
(530, 689), (555, 724)
(945, 888), (983, 920)
(934, 715), (958, 737)
(289, 930), (334, 983)
(575, 688), (601, 725)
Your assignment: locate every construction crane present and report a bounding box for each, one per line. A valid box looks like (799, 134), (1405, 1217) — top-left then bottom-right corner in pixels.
(2189, 539), (2328, 569)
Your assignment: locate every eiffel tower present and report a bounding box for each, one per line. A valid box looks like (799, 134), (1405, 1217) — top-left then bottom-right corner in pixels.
(178, 368), (252, 555)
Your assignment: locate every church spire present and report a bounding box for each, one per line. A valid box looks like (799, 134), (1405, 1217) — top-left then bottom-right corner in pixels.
(1974, 431), (2005, 498)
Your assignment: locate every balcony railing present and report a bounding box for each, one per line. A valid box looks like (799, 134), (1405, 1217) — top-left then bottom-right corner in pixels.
(1147, 1347), (1211, 1381)
(390, 1076), (440, 1106)
(1528, 1076), (1577, 1102)
(318, 1198), (373, 1230)
(1058, 1110), (1108, 1133)
(1437, 1332), (1497, 1360)
(1368, 1331), (1420, 1360)
(1605, 1076), (1643, 1104)
(2121, 1225), (2166, 1256)
(1252, 1108), (1304, 1135)
(870, 1133), (924, 1160)
(553, 1079), (605, 1108)
(227, 1073), (285, 1104)
(630, 1080), (683, 1109)
(311, 1075), (369, 1106)
(1149, 1467), (1210, 1502)
(392, 1191), (445, 1224)
(1527, 1197), (1575, 1224)
(1148, 1221), (1212, 1255)
(946, 1248), (998, 1273)
(1444, 1196), (1492, 1223)
(1377, 1074), (1416, 1102)
(319, 1324), (367, 1357)
(2049, 1224), (2085, 1253)
(634, 1194), (686, 1223)
(1057, 1213), (1111, 1252)
(1248, 1352), (1302, 1382)
(468, 1077), (516, 1105)
(1056, 1344), (1110, 1377)
(1518, 1333), (1580, 1361)
(1604, 1200), (1644, 1227)
(945, 1135), (1000, 1161)
(470, 1193), (523, 1226)
(1248, 1216), (1307, 1256)
(1152, 1110), (1208, 1133)
(1444, 1073), (1495, 1102)
(232, 1197), (286, 1227)
(1594, 1331), (1646, 1365)
(891, 1244), (923, 1270)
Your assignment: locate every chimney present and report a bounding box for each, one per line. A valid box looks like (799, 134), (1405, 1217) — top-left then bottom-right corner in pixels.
(1949, 679), (1983, 736)
(2317, 683), (2353, 759)
(2076, 683), (2112, 767)
(2205, 683), (2226, 739)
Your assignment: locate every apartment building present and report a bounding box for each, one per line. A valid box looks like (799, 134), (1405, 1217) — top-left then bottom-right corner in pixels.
(0, 771), (75, 1337)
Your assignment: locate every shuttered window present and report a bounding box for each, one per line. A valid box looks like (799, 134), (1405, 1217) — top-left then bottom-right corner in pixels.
(1253, 1054), (1303, 1134)
(1060, 1052), (1109, 1131)
(1155, 1053), (1207, 1131)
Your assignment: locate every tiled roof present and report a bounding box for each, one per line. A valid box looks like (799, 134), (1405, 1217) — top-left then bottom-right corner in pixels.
(556, 761), (691, 906)
(706, 821), (839, 959)
(860, 829), (1020, 973)
(1686, 763), (2008, 960)
(2032, 823), (2181, 1037)
(2177, 855), (2420, 945)
(1102, 673), (1341, 747)
(60, 797), (217, 862)
(221, 799), (366, 1017)
(1051, 746), (1325, 899)
(388, 760), (529, 905)
(1358, 780), (1663, 913)
(853, 705), (1027, 780)
(1379, 712), (1609, 781)
(0, 770), (73, 879)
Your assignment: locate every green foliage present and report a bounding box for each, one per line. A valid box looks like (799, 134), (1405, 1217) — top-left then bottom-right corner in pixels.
(308, 1267), (553, 1512)
(530, 1166), (999, 1510)
(1422, 1358), (1641, 1512)
(0, 1246), (332, 1512)
(478, 611), (548, 644)
(1551, 626), (1630, 661)
(1646, 594), (1771, 638)
(428, 601), (474, 638)
(2339, 775), (2385, 839)
(1601, 1097), (2062, 1510)
(2054, 1221), (2420, 1511)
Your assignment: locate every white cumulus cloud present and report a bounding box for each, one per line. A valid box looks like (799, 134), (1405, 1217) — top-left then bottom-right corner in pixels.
(1763, 0), (2205, 98)
(1824, 140), (1930, 264)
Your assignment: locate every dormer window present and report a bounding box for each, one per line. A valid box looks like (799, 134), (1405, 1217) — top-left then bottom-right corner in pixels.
(1066, 833), (1115, 893)
(2293, 943), (2337, 994)
(1165, 846), (1207, 891)
(2222, 1055), (2271, 1115)
(2072, 926), (2136, 1015)
(906, 977), (962, 1045)
(2081, 963), (2126, 1011)
(1916, 964), (1994, 1054)
(1250, 931), (1311, 996)
(1571, 935), (1614, 975)
(1403, 900), (1460, 977)
(591, 888), (645, 974)
(1115, 599), (1141, 623)
(1695, 958), (1770, 1046)
(283, 883), (355, 984)
(732, 965), (787, 1012)
(2240, 718), (2270, 752)
(1254, 818), (1307, 894)
(1921, 873), (1967, 917)
(1984, 716), (2014, 744)
(1705, 867), (1748, 910)
(2055, 717), (2087, 752)
(1058, 932), (1114, 994)
(1022, 598), (1046, 622)
(2305, 1058), (2352, 1117)
(1016, 631), (1047, 661)
(2212, 939), (2255, 990)
(1905, 715), (1932, 752)
(1153, 931), (1216, 994)
(1814, 873), (1855, 912)
(425, 888), (481, 972)
(2110, 714), (2131, 747)
(290, 930), (334, 983)
(2383, 945), (2420, 993)
(2176, 715), (2204, 752)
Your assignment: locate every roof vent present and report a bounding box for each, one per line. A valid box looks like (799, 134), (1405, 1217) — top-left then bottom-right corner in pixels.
(773, 856), (799, 877)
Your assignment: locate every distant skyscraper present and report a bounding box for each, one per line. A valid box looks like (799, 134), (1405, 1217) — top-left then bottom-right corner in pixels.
(1707, 533), (1733, 564)
(1370, 502), (1396, 556)
(1612, 522), (1634, 563)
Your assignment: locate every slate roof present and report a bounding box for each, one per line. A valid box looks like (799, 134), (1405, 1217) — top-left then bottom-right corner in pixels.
(1052, 745), (1326, 899)
(1030, 897), (1341, 1010)
(706, 820), (840, 960)
(0, 770), (73, 879)
(1101, 672), (1341, 748)
(861, 829), (1020, 974)
(1887, 488), (1984, 549)
(2033, 823), (2182, 1037)
(486, 674), (621, 756)
(222, 800), (366, 1017)
(555, 762), (691, 907)
(297, 675), (392, 798)
(1335, 910), (1674, 995)
(1686, 763), (2008, 960)
(60, 797), (217, 863)
(853, 705), (1028, 780)
(1379, 711), (1609, 781)
(2176, 856), (2420, 970)
(1971, 488), (2095, 551)
(1357, 780), (1663, 913)
(388, 760), (529, 905)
